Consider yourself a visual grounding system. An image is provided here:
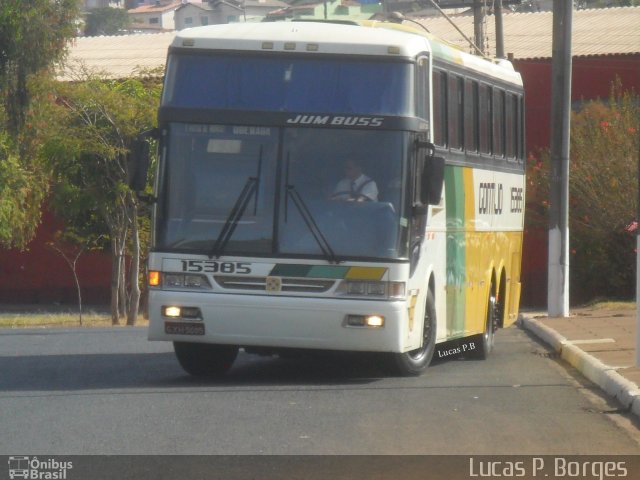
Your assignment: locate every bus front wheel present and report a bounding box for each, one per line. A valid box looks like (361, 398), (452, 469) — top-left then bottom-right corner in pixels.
(387, 289), (436, 376)
(173, 342), (239, 377)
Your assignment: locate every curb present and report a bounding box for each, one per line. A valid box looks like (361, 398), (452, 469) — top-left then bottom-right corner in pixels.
(519, 315), (640, 420)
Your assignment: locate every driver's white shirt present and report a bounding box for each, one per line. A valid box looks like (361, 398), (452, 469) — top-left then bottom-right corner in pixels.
(332, 173), (379, 201)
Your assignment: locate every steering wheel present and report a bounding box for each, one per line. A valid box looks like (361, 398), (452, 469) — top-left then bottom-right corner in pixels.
(330, 191), (373, 202)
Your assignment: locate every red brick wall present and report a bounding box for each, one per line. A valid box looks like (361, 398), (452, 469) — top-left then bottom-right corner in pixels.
(0, 209), (111, 305)
(514, 54), (640, 306)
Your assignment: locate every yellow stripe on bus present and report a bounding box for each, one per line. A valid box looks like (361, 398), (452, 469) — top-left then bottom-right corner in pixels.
(345, 267), (387, 281)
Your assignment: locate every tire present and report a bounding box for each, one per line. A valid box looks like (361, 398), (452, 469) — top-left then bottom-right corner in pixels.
(173, 342), (239, 377)
(473, 295), (496, 360)
(387, 289), (437, 376)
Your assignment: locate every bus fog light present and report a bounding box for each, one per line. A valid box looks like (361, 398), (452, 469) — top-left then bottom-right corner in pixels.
(345, 314), (385, 327)
(346, 314), (365, 326)
(163, 306), (181, 318)
(180, 307), (202, 319)
(365, 315), (385, 327)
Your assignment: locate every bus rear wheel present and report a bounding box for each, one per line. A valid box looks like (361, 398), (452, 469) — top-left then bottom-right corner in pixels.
(387, 289), (436, 376)
(173, 342), (239, 377)
(472, 295), (496, 360)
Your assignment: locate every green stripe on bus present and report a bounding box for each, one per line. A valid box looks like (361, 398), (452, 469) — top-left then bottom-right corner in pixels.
(269, 264), (384, 280)
(445, 166), (467, 336)
(270, 264), (312, 277)
(309, 265), (350, 279)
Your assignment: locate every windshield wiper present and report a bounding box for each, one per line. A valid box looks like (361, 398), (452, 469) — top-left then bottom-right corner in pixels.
(208, 176), (257, 259)
(283, 152), (338, 264)
(286, 184), (339, 264)
(209, 147), (263, 259)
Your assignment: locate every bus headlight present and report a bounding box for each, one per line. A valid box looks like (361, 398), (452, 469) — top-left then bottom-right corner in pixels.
(337, 281), (405, 299)
(163, 273), (212, 290)
(345, 314), (385, 328)
(162, 306), (202, 319)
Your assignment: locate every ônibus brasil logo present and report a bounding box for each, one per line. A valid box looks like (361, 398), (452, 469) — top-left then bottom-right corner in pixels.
(8, 456), (72, 480)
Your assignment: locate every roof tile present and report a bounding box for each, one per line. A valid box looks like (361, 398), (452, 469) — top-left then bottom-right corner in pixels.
(57, 7), (640, 80)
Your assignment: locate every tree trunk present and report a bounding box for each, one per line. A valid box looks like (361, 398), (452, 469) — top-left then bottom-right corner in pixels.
(110, 237), (120, 326)
(127, 201), (141, 326)
(72, 258), (83, 326)
(118, 250), (127, 319)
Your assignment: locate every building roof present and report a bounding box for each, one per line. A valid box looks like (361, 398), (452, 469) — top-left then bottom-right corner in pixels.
(415, 6), (640, 60)
(176, 0), (288, 13)
(243, 0), (289, 7)
(176, 2), (214, 12)
(128, 1), (183, 14)
(58, 32), (175, 81)
(57, 6), (640, 80)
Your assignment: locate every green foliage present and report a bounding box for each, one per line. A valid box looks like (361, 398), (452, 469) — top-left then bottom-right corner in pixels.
(0, 0), (80, 134)
(0, 132), (48, 249)
(527, 81), (640, 303)
(0, 1), (78, 248)
(36, 68), (162, 322)
(84, 7), (130, 37)
(42, 69), (161, 237)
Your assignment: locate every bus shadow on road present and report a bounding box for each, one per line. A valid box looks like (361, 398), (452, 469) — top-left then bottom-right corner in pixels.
(0, 349), (457, 393)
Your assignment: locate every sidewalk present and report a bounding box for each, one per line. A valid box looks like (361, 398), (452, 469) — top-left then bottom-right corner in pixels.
(519, 307), (640, 420)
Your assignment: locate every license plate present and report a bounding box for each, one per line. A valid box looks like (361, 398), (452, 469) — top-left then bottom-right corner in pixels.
(165, 321), (205, 336)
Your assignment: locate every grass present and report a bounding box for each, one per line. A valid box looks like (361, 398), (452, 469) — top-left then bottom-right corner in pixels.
(0, 309), (148, 329)
(578, 300), (636, 310)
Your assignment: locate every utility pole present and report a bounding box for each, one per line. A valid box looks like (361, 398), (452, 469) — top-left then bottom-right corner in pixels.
(495, 0), (505, 58)
(636, 130), (640, 366)
(548, 1), (573, 317)
(473, 0), (485, 55)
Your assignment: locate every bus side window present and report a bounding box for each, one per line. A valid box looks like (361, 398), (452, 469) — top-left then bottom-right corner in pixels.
(448, 75), (463, 150)
(505, 92), (517, 159)
(415, 57), (429, 120)
(493, 88), (505, 158)
(464, 78), (479, 153)
(518, 94), (525, 163)
(479, 84), (492, 154)
(432, 70), (447, 147)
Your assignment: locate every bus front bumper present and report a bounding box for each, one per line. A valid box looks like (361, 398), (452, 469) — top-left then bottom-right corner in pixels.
(147, 290), (410, 353)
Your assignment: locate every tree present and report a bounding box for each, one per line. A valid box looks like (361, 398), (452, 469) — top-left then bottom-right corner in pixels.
(526, 81), (640, 303)
(0, 130), (48, 249)
(0, 0), (79, 135)
(84, 7), (130, 37)
(0, 0), (79, 250)
(47, 230), (106, 325)
(39, 68), (162, 325)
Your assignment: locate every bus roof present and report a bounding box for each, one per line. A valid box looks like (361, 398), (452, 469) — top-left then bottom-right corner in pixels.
(172, 21), (522, 87)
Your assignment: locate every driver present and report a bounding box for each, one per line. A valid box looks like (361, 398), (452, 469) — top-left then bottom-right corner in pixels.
(330, 159), (378, 202)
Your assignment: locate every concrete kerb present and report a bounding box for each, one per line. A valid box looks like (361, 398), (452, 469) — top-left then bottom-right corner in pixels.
(518, 315), (640, 419)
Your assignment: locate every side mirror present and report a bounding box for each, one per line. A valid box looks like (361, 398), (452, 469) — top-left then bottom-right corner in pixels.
(421, 155), (445, 206)
(128, 139), (150, 192)
(127, 129), (159, 192)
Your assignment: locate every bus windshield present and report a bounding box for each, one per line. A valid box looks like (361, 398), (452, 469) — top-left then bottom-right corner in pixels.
(156, 123), (410, 260)
(162, 53), (414, 116)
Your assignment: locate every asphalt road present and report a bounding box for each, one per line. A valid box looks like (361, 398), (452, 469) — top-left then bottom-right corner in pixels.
(1, 325), (639, 456)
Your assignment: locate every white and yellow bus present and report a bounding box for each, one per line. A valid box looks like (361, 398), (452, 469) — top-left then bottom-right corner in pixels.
(138, 20), (525, 376)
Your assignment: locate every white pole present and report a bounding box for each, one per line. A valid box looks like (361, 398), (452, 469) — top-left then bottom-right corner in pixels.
(636, 233), (640, 366)
(547, 1), (572, 318)
(636, 135), (640, 367)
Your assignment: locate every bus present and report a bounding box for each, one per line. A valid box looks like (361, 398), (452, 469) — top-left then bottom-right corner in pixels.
(135, 20), (525, 376)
